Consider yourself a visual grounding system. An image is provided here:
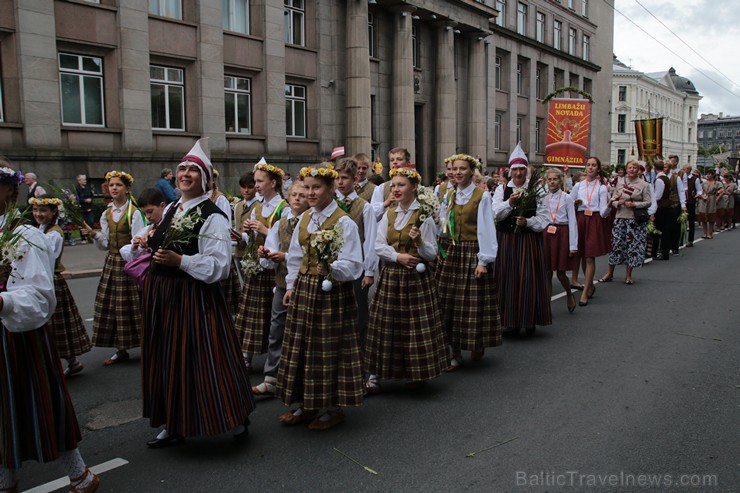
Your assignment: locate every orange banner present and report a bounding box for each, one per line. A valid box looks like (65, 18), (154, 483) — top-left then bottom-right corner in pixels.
(545, 98), (591, 167)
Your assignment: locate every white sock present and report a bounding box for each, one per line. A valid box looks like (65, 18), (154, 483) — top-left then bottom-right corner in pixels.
(0, 466), (17, 489)
(319, 407), (341, 422)
(367, 374), (378, 387)
(156, 429), (169, 440)
(59, 449), (88, 486)
(291, 407), (304, 417)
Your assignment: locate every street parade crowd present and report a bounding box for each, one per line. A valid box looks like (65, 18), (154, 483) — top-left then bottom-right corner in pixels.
(0, 141), (738, 492)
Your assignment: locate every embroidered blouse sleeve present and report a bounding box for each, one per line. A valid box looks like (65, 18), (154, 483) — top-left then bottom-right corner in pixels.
(374, 213), (398, 263)
(329, 217), (364, 282)
(491, 185), (512, 221)
(477, 192), (498, 265)
(92, 209), (110, 250)
(260, 220), (281, 270)
(362, 202), (379, 276)
(179, 213), (231, 284)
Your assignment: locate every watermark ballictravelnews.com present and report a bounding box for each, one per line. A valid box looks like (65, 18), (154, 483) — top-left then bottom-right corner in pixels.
(515, 470), (718, 488)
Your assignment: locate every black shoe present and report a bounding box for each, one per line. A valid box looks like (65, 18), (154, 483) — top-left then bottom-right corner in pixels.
(147, 433), (184, 449)
(233, 418), (250, 444)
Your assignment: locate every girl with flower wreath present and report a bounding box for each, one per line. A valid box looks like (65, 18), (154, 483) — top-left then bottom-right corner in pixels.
(276, 164), (364, 430)
(235, 162), (287, 370)
(436, 153), (501, 372)
(363, 167), (447, 393)
(0, 162), (100, 493)
(82, 170), (145, 366)
(31, 195), (92, 376)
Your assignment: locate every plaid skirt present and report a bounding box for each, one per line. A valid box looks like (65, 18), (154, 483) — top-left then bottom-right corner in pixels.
(437, 241), (502, 351)
(47, 272), (91, 359)
(142, 273), (254, 437)
(609, 218), (647, 267)
(220, 260), (242, 316)
(576, 212), (611, 258)
(92, 252), (142, 349)
(496, 232), (552, 328)
(0, 325), (81, 469)
(543, 225), (577, 272)
(364, 263), (447, 382)
(276, 274), (364, 410)
(234, 269), (275, 354)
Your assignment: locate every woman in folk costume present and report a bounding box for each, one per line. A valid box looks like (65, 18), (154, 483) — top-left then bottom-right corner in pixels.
(82, 170), (145, 365)
(569, 156), (610, 306)
(492, 145), (552, 335)
(251, 181), (309, 396)
(31, 195), (92, 376)
(364, 167), (447, 392)
(436, 154), (501, 372)
(0, 164), (100, 493)
(277, 164), (364, 430)
(137, 139), (254, 448)
(235, 162), (287, 370)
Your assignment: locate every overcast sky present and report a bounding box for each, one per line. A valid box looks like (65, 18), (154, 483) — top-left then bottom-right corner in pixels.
(612, 0), (740, 117)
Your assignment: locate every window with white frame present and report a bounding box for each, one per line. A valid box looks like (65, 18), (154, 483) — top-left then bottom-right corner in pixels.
(516, 3), (527, 36)
(224, 76), (251, 134)
(688, 127), (692, 141)
(285, 83), (306, 138)
(495, 113), (502, 149)
(567, 0), (574, 9)
(618, 85), (627, 102)
(412, 24), (420, 68)
(617, 114), (626, 133)
(553, 20), (562, 50)
(223, 0), (249, 34)
(535, 68), (541, 99)
(516, 117), (522, 144)
(582, 34), (590, 61)
(284, 0), (305, 46)
(495, 1), (506, 27)
(368, 11), (377, 58)
(689, 106), (693, 118)
(581, 0), (589, 17)
(516, 62), (523, 95)
(495, 56), (502, 90)
(150, 65), (184, 131)
(568, 27), (577, 55)
(149, 0), (182, 20)
(535, 119), (543, 152)
(58, 53), (104, 127)
(536, 12), (545, 43)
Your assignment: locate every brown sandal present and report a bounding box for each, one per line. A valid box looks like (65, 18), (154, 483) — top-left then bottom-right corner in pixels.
(69, 468), (100, 493)
(308, 410), (345, 430)
(103, 351), (129, 366)
(279, 408), (319, 425)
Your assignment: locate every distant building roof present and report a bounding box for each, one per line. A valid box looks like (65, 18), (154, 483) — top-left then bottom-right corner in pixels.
(667, 67), (699, 95)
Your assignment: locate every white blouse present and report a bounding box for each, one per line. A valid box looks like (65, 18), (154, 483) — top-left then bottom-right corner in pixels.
(209, 191), (232, 219)
(570, 179), (610, 218)
(242, 194), (286, 243)
(40, 226), (64, 261)
(284, 200), (363, 290)
(92, 199), (146, 251)
(450, 182), (497, 266)
(492, 180), (550, 234)
(260, 209), (302, 271)
(545, 190), (579, 251)
(336, 190), (379, 276)
(370, 181), (392, 221)
(375, 200), (438, 263)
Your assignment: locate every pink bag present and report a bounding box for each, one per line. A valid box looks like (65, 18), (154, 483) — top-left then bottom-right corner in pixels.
(123, 252), (152, 288)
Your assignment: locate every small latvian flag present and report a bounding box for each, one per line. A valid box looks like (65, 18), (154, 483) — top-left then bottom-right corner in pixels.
(331, 146), (345, 160)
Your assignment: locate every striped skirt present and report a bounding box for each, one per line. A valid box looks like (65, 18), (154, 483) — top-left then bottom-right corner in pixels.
(576, 212), (611, 258)
(234, 269), (275, 354)
(364, 263), (447, 382)
(437, 241), (502, 351)
(276, 274), (364, 410)
(220, 259), (242, 316)
(609, 218), (647, 267)
(92, 252), (142, 349)
(48, 272), (91, 360)
(141, 274), (254, 437)
(0, 325), (81, 469)
(542, 225), (577, 272)
(495, 232), (552, 328)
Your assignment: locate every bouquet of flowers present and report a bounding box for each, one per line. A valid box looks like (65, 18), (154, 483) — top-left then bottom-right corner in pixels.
(646, 220), (661, 236)
(0, 207), (35, 290)
(160, 207), (205, 250)
(46, 182), (86, 229)
(416, 186), (440, 226)
(306, 222), (345, 291)
(240, 231), (263, 278)
(513, 168), (547, 233)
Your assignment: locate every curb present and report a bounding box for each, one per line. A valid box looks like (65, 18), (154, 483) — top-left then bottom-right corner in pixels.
(62, 269), (102, 280)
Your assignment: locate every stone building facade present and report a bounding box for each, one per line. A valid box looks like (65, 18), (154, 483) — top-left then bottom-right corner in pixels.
(0, 0), (613, 188)
(697, 113), (740, 155)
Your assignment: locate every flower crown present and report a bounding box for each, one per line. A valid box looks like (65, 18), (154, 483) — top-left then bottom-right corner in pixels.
(105, 170), (134, 184)
(444, 153), (482, 170)
(389, 167), (422, 182)
(254, 163), (286, 178)
(300, 165), (339, 180)
(29, 197), (62, 207)
(0, 167), (24, 185)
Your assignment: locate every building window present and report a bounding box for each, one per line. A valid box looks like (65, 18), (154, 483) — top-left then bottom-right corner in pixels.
(58, 53), (104, 127)
(516, 3), (527, 36)
(553, 20), (562, 50)
(618, 85), (627, 102)
(567, 0), (574, 9)
(284, 0), (305, 46)
(495, 113), (502, 149)
(223, 0), (249, 34)
(368, 11), (377, 58)
(495, 56), (502, 90)
(617, 149), (626, 164)
(516, 63), (523, 95)
(535, 12), (545, 43)
(516, 117), (522, 143)
(224, 76), (251, 134)
(582, 35), (590, 61)
(554, 68), (564, 89)
(535, 68), (541, 99)
(495, 0), (506, 27)
(150, 65), (184, 131)
(617, 114), (626, 133)
(568, 28), (577, 55)
(285, 83), (306, 138)
(412, 24), (420, 68)
(535, 119), (543, 152)
(149, 0), (182, 19)
(688, 127), (692, 141)
(698, 130), (704, 139)
(581, 0), (589, 17)
(689, 106), (693, 119)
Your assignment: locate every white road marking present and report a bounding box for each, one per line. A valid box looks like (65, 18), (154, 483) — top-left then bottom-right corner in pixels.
(23, 458), (129, 493)
(84, 318), (93, 322)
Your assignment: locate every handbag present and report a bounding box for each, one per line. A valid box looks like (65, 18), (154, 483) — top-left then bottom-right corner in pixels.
(123, 251), (152, 288)
(633, 207), (649, 224)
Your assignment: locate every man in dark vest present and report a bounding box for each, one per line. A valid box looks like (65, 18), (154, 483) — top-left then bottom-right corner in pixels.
(666, 155), (687, 254)
(685, 167), (702, 247)
(653, 160), (675, 260)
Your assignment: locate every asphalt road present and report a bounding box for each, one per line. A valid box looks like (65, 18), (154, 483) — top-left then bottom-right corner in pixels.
(21, 233), (738, 492)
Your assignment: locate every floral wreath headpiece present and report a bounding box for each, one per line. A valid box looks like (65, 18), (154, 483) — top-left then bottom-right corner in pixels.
(29, 197), (62, 207)
(105, 170), (134, 184)
(389, 167), (422, 182)
(254, 163), (286, 178)
(444, 153), (482, 171)
(300, 165), (339, 180)
(0, 167), (24, 185)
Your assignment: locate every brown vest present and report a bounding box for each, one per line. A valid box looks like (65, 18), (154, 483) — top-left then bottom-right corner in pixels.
(657, 176), (671, 209)
(343, 196), (368, 244)
(252, 200), (284, 248)
(234, 199), (259, 257)
(452, 187), (484, 242)
(106, 205), (137, 253)
(383, 181), (392, 200)
(298, 207), (346, 275)
(438, 183), (448, 197)
(357, 181), (376, 202)
(46, 224), (66, 273)
(386, 208), (421, 258)
(668, 174), (680, 208)
(274, 215), (299, 289)
(687, 175), (699, 205)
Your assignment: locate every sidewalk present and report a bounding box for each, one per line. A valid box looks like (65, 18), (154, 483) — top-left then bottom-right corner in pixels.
(61, 241), (108, 279)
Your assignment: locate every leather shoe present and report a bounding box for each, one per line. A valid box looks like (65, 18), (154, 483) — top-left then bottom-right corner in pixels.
(147, 433), (184, 449)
